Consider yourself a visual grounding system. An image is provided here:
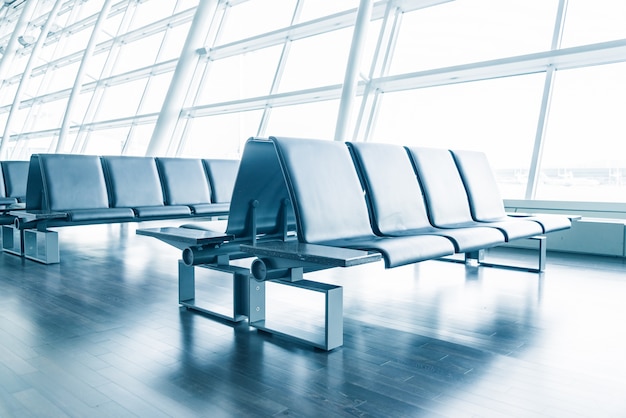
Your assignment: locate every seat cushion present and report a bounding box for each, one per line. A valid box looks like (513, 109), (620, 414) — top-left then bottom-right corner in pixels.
(67, 208), (135, 222)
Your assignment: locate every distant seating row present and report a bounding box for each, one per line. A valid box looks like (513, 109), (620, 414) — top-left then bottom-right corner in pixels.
(138, 137), (571, 351)
(0, 160), (29, 205)
(3, 154), (239, 263)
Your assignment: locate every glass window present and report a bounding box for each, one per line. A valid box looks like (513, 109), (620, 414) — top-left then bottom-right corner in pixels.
(217, 0), (297, 45)
(537, 63), (626, 202)
(265, 100), (341, 140)
(110, 32), (164, 77)
(139, 72), (174, 114)
(180, 110), (263, 158)
(373, 74), (546, 199)
(278, 28), (352, 93)
(298, 1), (360, 22)
(129, 0), (176, 31)
(123, 123), (156, 156)
(159, 22), (192, 62)
(43, 61), (81, 93)
(197, 45), (282, 104)
(561, 0), (626, 48)
(390, 0), (559, 75)
(82, 127), (131, 155)
(93, 78), (147, 122)
(26, 98), (69, 132)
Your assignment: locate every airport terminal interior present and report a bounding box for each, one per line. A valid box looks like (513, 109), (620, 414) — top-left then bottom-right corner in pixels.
(1, 0), (626, 416)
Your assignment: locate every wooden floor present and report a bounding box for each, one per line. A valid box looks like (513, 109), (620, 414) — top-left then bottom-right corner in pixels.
(1, 222), (626, 417)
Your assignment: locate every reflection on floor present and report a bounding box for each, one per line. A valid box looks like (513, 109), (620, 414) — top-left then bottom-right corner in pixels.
(1, 222), (625, 417)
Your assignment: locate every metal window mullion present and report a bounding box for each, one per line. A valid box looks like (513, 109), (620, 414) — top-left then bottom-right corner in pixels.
(56, 0), (115, 153)
(256, 0), (304, 137)
(0, 0), (64, 159)
(174, 4), (229, 157)
(353, 2), (402, 142)
(525, 0), (568, 199)
(0, 0), (37, 83)
(334, 0), (374, 142)
(73, 0), (138, 154)
(146, 0), (218, 157)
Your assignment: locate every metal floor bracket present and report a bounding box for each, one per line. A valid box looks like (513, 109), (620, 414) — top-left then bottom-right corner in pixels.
(178, 261), (250, 322)
(248, 276), (343, 351)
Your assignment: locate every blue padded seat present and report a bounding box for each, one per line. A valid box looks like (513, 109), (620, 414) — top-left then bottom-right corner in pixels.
(0, 163), (14, 205)
(38, 154), (135, 222)
(102, 156), (191, 219)
(203, 159), (239, 204)
(450, 149), (571, 234)
(2, 160), (29, 203)
(156, 158), (222, 216)
(199, 159), (239, 216)
(348, 142), (505, 253)
(406, 147), (544, 241)
(270, 137), (455, 268)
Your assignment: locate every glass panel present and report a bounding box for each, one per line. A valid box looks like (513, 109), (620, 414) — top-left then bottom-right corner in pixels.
(373, 74), (546, 199)
(82, 127), (131, 155)
(11, 136), (56, 159)
(139, 72), (174, 114)
(27, 98), (69, 132)
(538, 63), (626, 202)
(390, 0), (559, 75)
(278, 28), (352, 92)
(265, 100), (340, 140)
(129, 0), (176, 31)
(44, 61), (81, 92)
(110, 32), (164, 76)
(93, 78), (147, 121)
(298, 0), (360, 22)
(159, 21), (191, 62)
(124, 123), (156, 156)
(217, 0), (297, 45)
(561, 0), (626, 48)
(179, 110), (263, 158)
(54, 28), (91, 58)
(197, 45), (282, 104)
(180, 110), (263, 158)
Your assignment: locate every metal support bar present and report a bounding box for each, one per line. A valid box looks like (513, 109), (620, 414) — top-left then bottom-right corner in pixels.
(23, 228), (59, 264)
(2, 224), (23, 256)
(248, 276), (344, 351)
(177, 260), (249, 322)
(440, 236), (547, 273)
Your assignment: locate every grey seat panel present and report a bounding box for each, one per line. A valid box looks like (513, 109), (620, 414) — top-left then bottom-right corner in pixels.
(407, 147), (542, 241)
(271, 137), (455, 268)
(203, 159), (239, 204)
(39, 155), (114, 212)
(156, 158), (212, 207)
(347, 142), (505, 253)
(2, 160), (29, 202)
(451, 149), (571, 233)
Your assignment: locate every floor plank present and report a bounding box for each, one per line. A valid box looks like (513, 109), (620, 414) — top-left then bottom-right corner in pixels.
(1, 222), (626, 417)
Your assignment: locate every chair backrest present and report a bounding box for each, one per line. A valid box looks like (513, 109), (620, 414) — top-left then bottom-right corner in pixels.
(0, 162), (5, 198)
(203, 159), (239, 204)
(156, 158), (212, 205)
(2, 161), (29, 202)
(450, 149), (507, 222)
(406, 146), (474, 228)
(348, 142), (433, 234)
(225, 138), (294, 238)
(270, 136), (374, 244)
(38, 154), (110, 211)
(102, 156), (165, 208)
